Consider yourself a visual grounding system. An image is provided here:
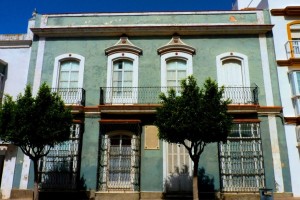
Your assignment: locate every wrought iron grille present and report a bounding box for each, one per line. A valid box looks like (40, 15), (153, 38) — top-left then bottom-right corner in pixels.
(100, 86), (258, 105)
(51, 88), (85, 106)
(98, 134), (140, 191)
(39, 124), (82, 190)
(219, 123), (265, 192)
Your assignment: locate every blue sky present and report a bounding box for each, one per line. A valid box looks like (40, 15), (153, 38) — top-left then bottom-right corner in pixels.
(0, 0), (233, 34)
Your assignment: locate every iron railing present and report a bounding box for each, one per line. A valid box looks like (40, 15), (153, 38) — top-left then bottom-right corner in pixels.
(51, 88), (85, 106)
(100, 86), (259, 105)
(285, 40), (300, 59)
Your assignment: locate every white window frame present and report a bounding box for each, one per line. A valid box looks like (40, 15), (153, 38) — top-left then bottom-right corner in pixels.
(289, 70), (300, 115)
(216, 52), (250, 87)
(52, 53), (85, 89)
(106, 52), (139, 104)
(161, 52), (193, 90)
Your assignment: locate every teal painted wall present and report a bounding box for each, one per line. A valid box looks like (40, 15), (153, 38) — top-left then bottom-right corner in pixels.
(46, 13), (258, 27)
(140, 127), (164, 191)
(80, 117), (99, 189)
(12, 149), (23, 189)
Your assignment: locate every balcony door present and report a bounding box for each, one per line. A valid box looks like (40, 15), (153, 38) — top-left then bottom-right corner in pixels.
(217, 53), (250, 104)
(52, 54), (85, 105)
(166, 59), (187, 95)
(111, 60), (136, 104)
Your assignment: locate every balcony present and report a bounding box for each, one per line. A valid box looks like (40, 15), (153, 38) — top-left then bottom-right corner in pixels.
(285, 40), (300, 59)
(99, 86), (259, 105)
(52, 88), (85, 106)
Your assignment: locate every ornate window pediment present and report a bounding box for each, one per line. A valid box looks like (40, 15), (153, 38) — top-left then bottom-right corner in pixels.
(105, 36), (142, 56)
(157, 35), (196, 56)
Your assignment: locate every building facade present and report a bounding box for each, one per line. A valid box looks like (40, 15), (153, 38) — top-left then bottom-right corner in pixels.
(234, 0), (300, 197)
(0, 10), (293, 199)
(0, 17), (34, 199)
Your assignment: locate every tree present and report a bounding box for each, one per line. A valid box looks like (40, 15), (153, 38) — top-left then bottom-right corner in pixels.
(155, 76), (233, 200)
(0, 83), (73, 200)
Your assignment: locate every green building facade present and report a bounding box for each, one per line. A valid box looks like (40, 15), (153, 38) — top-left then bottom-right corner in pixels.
(0, 10), (293, 200)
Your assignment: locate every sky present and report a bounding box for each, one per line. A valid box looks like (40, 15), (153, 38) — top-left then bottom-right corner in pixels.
(0, 0), (233, 34)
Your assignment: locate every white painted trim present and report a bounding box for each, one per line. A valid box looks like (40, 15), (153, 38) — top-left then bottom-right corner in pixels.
(259, 34), (274, 106)
(268, 116), (284, 192)
(19, 155), (31, 189)
(216, 52), (250, 87)
(32, 37), (45, 95)
(43, 10), (260, 18)
(160, 52), (193, 88)
(52, 53), (85, 88)
(162, 141), (167, 192)
(1, 145), (17, 199)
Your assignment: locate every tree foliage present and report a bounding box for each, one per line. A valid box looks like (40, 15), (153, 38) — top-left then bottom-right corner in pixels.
(0, 83), (73, 200)
(155, 76), (233, 199)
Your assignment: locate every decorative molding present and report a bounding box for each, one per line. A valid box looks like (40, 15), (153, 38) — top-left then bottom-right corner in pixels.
(105, 36), (142, 56)
(157, 35), (196, 55)
(0, 40), (32, 48)
(271, 6), (300, 16)
(285, 117), (300, 125)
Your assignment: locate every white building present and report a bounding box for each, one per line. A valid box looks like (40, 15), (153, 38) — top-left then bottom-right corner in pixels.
(0, 16), (34, 199)
(234, 0), (300, 197)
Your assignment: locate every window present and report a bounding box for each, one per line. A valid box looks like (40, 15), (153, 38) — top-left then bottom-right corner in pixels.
(99, 132), (140, 191)
(165, 143), (192, 193)
(0, 60), (7, 102)
(287, 22), (300, 58)
(111, 59), (134, 103)
(289, 71), (300, 115)
(104, 37), (142, 104)
(39, 124), (82, 190)
(217, 53), (252, 104)
(219, 123), (265, 192)
(106, 53), (138, 104)
(159, 36), (195, 91)
(52, 54), (85, 105)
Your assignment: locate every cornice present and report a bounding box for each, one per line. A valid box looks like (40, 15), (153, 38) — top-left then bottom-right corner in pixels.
(31, 24), (273, 37)
(157, 35), (196, 55)
(285, 117), (300, 125)
(0, 40), (32, 48)
(271, 6), (300, 16)
(277, 58), (300, 66)
(105, 36), (142, 56)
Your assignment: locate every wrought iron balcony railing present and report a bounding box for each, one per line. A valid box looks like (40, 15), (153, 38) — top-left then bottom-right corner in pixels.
(100, 86), (259, 105)
(285, 40), (300, 59)
(51, 88), (85, 106)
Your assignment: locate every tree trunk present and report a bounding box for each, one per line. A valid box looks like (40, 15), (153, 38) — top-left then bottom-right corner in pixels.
(193, 159), (199, 200)
(33, 159), (39, 200)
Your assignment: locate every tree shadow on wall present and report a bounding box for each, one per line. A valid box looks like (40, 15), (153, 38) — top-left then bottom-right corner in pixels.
(198, 167), (216, 200)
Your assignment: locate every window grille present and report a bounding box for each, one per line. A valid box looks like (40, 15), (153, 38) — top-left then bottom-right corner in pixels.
(219, 123), (265, 192)
(39, 124), (81, 190)
(98, 133), (140, 191)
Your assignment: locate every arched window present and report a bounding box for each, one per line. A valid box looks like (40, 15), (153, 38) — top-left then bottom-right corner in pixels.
(52, 54), (85, 105)
(99, 131), (140, 191)
(216, 53), (251, 104)
(105, 37), (142, 104)
(287, 22), (300, 58)
(106, 53), (139, 104)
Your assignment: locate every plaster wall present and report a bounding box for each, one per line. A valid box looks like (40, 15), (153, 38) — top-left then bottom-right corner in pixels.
(0, 48), (30, 99)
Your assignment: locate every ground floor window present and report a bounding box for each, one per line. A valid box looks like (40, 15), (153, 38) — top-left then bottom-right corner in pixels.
(219, 123), (265, 192)
(39, 124), (82, 190)
(165, 142), (192, 193)
(98, 132), (140, 191)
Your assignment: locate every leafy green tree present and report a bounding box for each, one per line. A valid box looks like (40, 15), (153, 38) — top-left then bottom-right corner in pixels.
(0, 83), (73, 200)
(155, 76), (233, 200)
